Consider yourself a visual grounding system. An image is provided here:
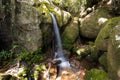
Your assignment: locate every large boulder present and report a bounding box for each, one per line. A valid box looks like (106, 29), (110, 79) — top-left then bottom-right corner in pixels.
(14, 2), (42, 53)
(107, 17), (120, 80)
(80, 8), (111, 39)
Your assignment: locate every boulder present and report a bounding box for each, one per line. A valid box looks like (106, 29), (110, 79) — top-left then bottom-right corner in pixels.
(107, 17), (120, 80)
(99, 53), (108, 71)
(80, 8), (111, 39)
(62, 17), (79, 50)
(14, 2), (42, 53)
(95, 19), (111, 51)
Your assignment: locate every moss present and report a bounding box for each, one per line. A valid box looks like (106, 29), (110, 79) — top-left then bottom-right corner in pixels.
(62, 17), (79, 50)
(107, 17), (120, 80)
(99, 53), (108, 71)
(95, 16), (120, 51)
(84, 69), (109, 80)
(18, 48), (45, 65)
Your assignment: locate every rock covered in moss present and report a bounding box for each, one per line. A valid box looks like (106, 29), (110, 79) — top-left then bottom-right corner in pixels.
(107, 17), (120, 80)
(14, 2), (42, 53)
(80, 8), (111, 39)
(62, 17), (79, 50)
(84, 69), (109, 80)
(99, 53), (108, 70)
(95, 18), (112, 51)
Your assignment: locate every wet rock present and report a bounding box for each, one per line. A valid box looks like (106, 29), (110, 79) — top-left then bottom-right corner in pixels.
(80, 8), (111, 39)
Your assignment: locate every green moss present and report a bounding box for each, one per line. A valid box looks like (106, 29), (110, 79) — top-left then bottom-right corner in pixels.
(107, 17), (120, 80)
(95, 16), (120, 51)
(99, 53), (108, 71)
(84, 69), (109, 80)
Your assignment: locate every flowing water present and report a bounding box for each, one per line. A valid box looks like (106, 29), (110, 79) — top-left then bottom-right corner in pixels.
(50, 13), (71, 70)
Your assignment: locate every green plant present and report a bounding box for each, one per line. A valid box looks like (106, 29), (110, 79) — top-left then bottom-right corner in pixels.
(0, 50), (13, 61)
(84, 69), (109, 80)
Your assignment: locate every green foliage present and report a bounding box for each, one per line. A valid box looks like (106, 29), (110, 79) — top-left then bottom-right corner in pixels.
(18, 48), (45, 65)
(17, 68), (28, 80)
(0, 50), (13, 61)
(34, 64), (46, 79)
(84, 69), (109, 80)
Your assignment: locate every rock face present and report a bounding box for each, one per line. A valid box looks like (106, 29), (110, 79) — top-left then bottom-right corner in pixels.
(80, 8), (111, 39)
(107, 17), (120, 80)
(14, 2), (42, 52)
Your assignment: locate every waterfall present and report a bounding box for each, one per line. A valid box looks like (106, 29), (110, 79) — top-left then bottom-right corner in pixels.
(50, 13), (71, 71)
(50, 13), (62, 50)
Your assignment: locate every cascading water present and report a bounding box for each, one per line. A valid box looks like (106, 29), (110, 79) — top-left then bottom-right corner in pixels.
(50, 13), (71, 71)
(50, 12), (62, 50)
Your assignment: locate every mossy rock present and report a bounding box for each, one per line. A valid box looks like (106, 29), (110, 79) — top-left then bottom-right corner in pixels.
(99, 53), (108, 71)
(62, 17), (79, 50)
(107, 17), (120, 80)
(80, 8), (111, 39)
(14, 2), (42, 53)
(84, 69), (109, 80)
(95, 21), (110, 51)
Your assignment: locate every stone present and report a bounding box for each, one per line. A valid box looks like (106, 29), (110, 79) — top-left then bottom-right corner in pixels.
(80, 8), (111, 39)
(14, 2), (42, 52)
(62, 17), (79, 50)
(107, 17), (120, 80)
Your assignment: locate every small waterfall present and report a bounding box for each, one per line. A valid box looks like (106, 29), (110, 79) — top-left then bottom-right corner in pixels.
(50, 13), (62, 50)
(50, 13), (71, 70)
